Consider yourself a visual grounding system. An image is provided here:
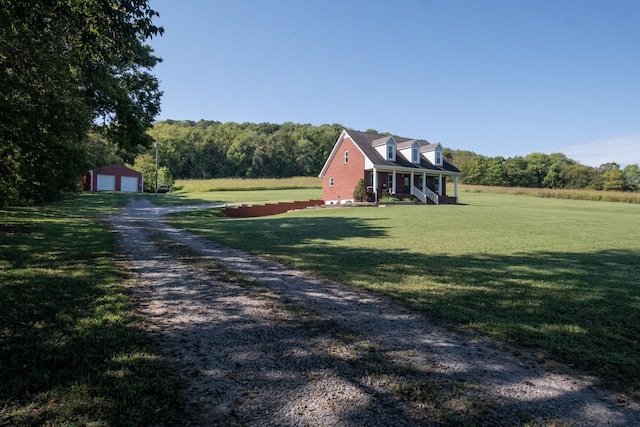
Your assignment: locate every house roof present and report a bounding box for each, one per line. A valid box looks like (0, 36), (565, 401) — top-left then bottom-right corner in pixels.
(338, 130), (461, 175)
(89, 164), (142, 175)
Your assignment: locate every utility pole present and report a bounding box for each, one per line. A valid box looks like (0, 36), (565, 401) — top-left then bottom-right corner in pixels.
(154, 141), (158, 196)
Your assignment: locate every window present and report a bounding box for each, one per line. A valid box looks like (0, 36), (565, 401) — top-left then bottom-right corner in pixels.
(412, 146), (419, 163)
(329, 177), (334, 187)
(344, 150), (349, 164)
(387, 144), (394, 160)
(435, 150), (442, 165)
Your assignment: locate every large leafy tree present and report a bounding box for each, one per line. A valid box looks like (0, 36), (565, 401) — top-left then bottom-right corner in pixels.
(622, 164), (640, 191)
(0, 0), (162, 205)
(600, 163), (625, 191)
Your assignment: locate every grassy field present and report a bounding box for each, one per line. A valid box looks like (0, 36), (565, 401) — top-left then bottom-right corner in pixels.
(0, 193), (185, 426)
(461, 184), (640, 203)
(174, 176), (321, 192)
(169, 191), (640, 398)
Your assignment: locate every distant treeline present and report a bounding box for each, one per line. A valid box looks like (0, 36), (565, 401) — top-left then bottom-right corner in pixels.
(149, 120), (343, 179)
(105, 120), (638, 192)
(446, 150), (639, 191)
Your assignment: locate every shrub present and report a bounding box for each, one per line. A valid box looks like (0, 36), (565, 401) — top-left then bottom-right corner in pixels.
(353, 178), (368, 202)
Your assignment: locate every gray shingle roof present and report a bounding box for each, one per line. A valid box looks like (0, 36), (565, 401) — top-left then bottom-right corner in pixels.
(346, 130), (461, 174)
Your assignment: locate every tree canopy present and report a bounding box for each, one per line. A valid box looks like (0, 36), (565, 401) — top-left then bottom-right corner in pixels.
(449, 151), (638, 192)
(148, 120), (343, 180)
(0, 0), (162, 205)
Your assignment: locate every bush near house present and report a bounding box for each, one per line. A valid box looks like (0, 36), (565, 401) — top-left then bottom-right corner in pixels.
(353, 178), (368, 202)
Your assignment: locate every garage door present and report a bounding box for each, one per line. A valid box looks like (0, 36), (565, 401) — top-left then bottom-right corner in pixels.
(121, 176), (139, 192)
(96, 174), (116, 191)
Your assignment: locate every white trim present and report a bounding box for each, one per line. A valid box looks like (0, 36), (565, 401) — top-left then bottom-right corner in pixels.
(368, 165), (460, 177)
(392, 169), (397, 194)
(454, 176), (459, 202)
(373, 167), (378, 202)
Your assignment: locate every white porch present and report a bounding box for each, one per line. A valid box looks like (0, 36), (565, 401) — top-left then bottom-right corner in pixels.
(366, 168), (459, 205)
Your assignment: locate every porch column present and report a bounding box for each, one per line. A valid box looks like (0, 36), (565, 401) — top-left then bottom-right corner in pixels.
(410, 171), (414, 195)
(392, 169), (397, 194)
(373, 167), (378, 202)
(438, 174), (443, 196)
(454, 176), (458, 203)
(422, 172), (426, 193)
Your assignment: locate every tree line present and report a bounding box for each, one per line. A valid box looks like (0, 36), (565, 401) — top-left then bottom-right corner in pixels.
(148, 120), (344, 180)
(1, 0), (163, 206)
(140, 120), (639, 192)
(446, 150), (640, 192)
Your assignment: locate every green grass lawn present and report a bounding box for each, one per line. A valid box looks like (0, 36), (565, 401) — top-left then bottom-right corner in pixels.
(0, 193), (184, 426)
(169, 191), (640, 398)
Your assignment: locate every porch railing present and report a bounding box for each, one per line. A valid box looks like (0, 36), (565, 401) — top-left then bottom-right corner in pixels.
(411, 185), (439, 205)
(424, 187), (439, 205)
(412, 186), (440, 205)
(411, 185), (426, 204)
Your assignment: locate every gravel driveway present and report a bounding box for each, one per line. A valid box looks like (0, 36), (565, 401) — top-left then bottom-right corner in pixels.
(107, 198), (640, 426)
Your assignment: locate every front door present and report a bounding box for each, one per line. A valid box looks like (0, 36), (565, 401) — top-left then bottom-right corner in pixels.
(403, 176), (410, 194)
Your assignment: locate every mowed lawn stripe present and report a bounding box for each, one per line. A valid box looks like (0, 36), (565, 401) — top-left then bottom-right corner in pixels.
(169, 191), (640, 398)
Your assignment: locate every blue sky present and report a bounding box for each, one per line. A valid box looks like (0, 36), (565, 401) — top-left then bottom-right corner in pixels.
(148, 1), (640, 167)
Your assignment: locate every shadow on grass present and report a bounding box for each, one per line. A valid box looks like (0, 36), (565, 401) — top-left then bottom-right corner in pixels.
(136, 192), (223, 206)
(112, 211), (640, 425)
(0, 208), (184, 426)
(172, 213), (640, 398)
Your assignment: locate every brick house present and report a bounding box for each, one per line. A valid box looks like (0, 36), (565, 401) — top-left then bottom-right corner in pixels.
(319, 129), (462, 205)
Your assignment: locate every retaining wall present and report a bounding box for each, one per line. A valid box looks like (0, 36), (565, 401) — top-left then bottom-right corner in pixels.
(225, 200), (324, 218)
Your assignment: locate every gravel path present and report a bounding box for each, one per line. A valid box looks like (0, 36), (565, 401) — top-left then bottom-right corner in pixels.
(107, 198), (640, 426)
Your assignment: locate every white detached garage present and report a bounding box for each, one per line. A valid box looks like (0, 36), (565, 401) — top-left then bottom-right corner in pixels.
(82, 164), (143, 193)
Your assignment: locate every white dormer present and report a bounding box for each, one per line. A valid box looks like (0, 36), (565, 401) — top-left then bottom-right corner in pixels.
(373, 136), (397, 162)
(421, 142), (443, 166)
(397, 140), (421, 165)
(412, 143), (420, 164)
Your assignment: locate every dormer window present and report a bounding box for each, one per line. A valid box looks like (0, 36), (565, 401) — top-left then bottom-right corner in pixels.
(435, 150), (442, 166)
(412, 146), (419, 164)
(373, 136), (397, 161)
